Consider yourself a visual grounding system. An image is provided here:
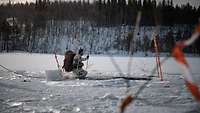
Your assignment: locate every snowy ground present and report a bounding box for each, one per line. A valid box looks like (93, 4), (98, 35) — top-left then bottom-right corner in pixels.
(0, 52), (200, 113)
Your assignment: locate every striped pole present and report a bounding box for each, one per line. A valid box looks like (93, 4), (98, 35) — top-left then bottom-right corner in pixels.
(172, 22), (200, 102)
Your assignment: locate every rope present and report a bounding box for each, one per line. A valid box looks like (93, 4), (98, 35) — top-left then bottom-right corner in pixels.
(0, 64), (18, 75)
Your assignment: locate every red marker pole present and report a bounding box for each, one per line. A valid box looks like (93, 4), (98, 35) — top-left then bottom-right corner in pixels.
(153, 34), (163, 81)
(155, 53), (160, 78)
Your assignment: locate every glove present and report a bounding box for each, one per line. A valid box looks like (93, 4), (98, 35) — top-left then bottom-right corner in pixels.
(86, 55), (89, 59)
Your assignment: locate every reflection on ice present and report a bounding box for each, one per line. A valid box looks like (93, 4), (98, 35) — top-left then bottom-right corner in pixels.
(23, 106), (61, 113)
(44, 78), (138, 88)
(99, 93), (119, 100)
(7, 102), (23, 107)
(45, 81), (89, 87)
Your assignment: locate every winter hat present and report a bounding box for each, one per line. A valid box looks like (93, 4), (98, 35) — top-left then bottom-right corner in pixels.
(78, 48), (84, 54)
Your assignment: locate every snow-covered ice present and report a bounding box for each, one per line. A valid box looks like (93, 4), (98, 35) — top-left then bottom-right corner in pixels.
(0, 52), (200, 113)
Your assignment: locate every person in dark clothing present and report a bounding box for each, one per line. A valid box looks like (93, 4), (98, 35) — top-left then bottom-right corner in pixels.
(62, 50), (76, 72)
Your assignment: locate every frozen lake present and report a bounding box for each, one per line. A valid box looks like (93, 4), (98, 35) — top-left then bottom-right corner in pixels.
(0, 53), (200, 113)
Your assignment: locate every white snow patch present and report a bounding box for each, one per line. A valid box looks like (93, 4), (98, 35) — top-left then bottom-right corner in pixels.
(8, 102), (23, 107)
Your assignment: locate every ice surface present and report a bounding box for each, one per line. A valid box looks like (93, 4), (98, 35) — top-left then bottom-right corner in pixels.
(45, 70), (63, 81)
(0, 53), (200, 113)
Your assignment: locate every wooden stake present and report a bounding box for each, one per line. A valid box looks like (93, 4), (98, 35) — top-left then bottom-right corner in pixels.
(54, 52), (61, 70)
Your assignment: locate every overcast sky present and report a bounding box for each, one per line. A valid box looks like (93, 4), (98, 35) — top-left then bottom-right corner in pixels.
(0, 0), (199, 8)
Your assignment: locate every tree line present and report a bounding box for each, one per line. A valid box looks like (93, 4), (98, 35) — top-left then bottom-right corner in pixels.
(97, 0), (200, 26)
(0, 0), (199, 26)
(0, 0), (199, 54)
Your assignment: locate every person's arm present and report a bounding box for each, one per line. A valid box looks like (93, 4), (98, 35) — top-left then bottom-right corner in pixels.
(81, 57), (87, 61)
(81, 55), (89, 61)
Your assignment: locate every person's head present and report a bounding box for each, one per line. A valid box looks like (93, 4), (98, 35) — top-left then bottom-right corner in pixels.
(78, 48), (84, 56)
